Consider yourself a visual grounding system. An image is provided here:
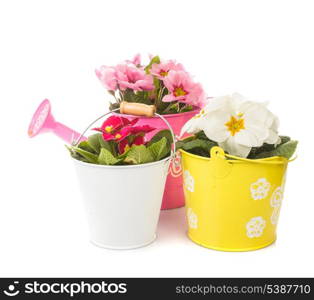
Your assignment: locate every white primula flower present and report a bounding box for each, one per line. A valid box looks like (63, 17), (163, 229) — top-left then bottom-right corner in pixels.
(250, 178), (271, 200)
(180, 108), (208, 136)
(180, 95), (231, 137)
(270, 186), (283, 207)
(246, 216), (266, 238)
(187, 208), (198, 229)
(265, 115), (280, 145)
(184, 170), (195, 192)
(181, 93), (280, 158)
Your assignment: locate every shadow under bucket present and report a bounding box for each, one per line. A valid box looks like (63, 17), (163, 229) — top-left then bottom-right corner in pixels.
(180, 146), (292, 252)
(74, 157), (170, 249)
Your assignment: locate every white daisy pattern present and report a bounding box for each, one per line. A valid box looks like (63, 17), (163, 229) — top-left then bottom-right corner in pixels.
(246, 216), (266, 238)
(270, 186), (283, 208)
(250, 178), (271, 200)
(271, 206), (281, 225)
(187, 208), (198, 229)
(184, 170), (195, 192)
(270, 186), (283, 225)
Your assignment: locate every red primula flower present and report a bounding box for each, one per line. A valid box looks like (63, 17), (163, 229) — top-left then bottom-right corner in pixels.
(117, 125), (155, 154)
(93, 116), (155, 154)
(129, 125), (155, 135)
(93, 116), (138, 141)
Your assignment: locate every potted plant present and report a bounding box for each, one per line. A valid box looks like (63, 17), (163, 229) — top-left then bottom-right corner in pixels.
(67, 103), (174, 249)
(177, 93), (297, 251)
(95, 54), (208, 209)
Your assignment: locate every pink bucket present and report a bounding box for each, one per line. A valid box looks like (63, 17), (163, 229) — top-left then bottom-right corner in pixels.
(116, 109), (200, 210)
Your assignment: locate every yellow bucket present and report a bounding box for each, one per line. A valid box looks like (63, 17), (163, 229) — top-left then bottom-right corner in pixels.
(180, 146), (294, 252)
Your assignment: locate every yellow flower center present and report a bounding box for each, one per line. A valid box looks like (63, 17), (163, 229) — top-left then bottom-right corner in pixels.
(174, 86), (187, 97)
(115, 133), (122, 139)
(105, 125), (113, 133)
(160, 70), (168, 77)
(225, 115), (245, 136)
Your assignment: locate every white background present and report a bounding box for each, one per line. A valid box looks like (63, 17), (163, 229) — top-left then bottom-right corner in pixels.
(0, 0), (313, 277)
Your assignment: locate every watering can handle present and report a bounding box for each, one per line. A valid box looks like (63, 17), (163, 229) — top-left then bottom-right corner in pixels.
(73, 102), (176, 157)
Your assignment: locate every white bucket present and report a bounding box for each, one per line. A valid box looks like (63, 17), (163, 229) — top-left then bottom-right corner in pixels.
(73, 157), (170, 249)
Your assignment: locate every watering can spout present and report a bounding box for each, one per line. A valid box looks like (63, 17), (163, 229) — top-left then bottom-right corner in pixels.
(28, 99), (86, 144)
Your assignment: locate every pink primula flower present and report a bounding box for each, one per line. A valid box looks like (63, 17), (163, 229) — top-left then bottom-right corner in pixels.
(162, 70), (207, 108)
(125, 53), (141, 66)
(115, 64), (154, 91)
(95, 55), (151, 92)
(151, 60), (185, 80)
(95, 66), (118, 91)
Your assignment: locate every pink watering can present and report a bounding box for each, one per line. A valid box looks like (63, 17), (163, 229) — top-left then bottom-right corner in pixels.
(28, 99), (86, 143)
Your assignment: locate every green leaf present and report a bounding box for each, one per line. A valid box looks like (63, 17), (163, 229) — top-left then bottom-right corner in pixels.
(123, 88), (137, 102)
(162, 102), (180, 114)
(134, 91), (152, 105)
(176, 136), (195, 150)
(65, 144), (76, 157)
(249, 143), (275, 158)
(124, 145), (154, 164)
(117, 148), (131, 159)
(153, 77), (160, 90)
(87, 134), (101, 154)
(98, 135), (114, 154)
(154, 82), (170, 113)
(121, 89), (152, 105)
(182, 139), (217, 154)
(71, 146), (98, 163)
(195, 131), (208, 140)
(65, 145), (89, 162)
(98, 148), (121, 165)
(248, 136), (292, 158)
(88, 133), (116, 155)
(148, 129), (173, 147)
(255, 140), (298, 159)
(175, 133), (218, 157)
(145, 56), (160, 73)
(148, 137), (170, 161)
(77, 140), (96, 153)
(148, 81), (159, 102)
(180, 104), (193, 113)
(279, 136), (291, 145)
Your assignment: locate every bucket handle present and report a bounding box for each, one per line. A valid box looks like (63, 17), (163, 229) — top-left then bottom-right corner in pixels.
(73, 102), (176, 159)
(211, 146), (296, 164)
